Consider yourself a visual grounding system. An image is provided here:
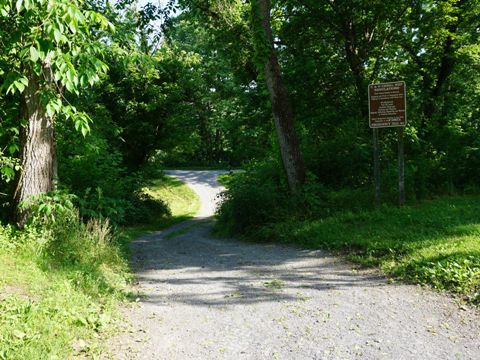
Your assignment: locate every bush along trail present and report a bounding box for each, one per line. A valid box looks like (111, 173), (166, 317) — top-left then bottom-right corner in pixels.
(110, 171), (480, 360)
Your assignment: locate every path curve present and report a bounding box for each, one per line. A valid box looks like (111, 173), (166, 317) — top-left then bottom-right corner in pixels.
(163, 170), (231, 218)
(110, 171), (480, 360)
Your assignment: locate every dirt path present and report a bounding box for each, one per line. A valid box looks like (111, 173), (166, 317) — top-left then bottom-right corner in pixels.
(110, 171), (480, 360)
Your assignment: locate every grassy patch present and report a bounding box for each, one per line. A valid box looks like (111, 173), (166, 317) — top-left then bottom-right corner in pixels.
(0, 257), (117, 359)
(121, 174), (200, 240)
(254, 196), (480, 304)
(0, 174), (200, 358)
(0, 220), (129, 359)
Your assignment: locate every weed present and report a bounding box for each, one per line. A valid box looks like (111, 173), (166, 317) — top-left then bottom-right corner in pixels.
(264, 279), (285, 290)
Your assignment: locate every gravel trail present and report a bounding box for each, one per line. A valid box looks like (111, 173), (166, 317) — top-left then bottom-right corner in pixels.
(110, 171), (480, 360)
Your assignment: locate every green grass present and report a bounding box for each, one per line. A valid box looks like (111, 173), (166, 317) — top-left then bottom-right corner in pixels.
(122, 174), (200, 239)
(147, 175), (199, 218)
(0, 174), (200, 359)
(0, 220), (129, 359)
(255, 195), (480, 304)
(0, 256), (117, 359)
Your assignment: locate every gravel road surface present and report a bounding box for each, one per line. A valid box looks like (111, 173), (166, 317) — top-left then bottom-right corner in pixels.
(109, 171), (480, 360)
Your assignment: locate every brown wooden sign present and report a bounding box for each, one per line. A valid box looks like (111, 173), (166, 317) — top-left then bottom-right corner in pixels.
(368, 81), (406, 128)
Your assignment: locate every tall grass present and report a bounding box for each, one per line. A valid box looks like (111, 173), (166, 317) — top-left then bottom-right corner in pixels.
(0, 207), (130, 358)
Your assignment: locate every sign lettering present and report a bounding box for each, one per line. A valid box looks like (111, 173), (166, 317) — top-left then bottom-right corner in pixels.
(368, 81), (406, 128)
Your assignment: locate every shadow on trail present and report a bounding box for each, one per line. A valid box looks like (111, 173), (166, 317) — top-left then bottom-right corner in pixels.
(130, 219), (387, 308)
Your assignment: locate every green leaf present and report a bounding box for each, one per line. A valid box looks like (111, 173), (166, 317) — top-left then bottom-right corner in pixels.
(67, 68), (75, 84)
(7, 77), (28, 94)
(8, 144), (19, 155)
(23, 0), (32, 10)
(53, 29), (62, 44)
(46, 103), (55, 118)
(15, 81), (25, 92)
(1, 167), (15, 181)
(15, 0), (23, 13)
(29, 46), (39, 62)
(18, 77), (28, 86)
(65, 80), (74, 93)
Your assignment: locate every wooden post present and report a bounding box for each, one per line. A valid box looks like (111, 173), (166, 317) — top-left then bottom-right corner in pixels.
(373, 128), (381, 207)
(398, 127), (405, 206)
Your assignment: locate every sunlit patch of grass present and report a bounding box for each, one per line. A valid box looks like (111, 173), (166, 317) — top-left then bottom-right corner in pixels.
(145, 175), (199, 218)
(121, 174), (200, 240)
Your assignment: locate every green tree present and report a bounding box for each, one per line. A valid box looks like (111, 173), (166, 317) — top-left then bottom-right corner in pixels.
(162, 12), (272, 166)
(0, 0), (112, 225)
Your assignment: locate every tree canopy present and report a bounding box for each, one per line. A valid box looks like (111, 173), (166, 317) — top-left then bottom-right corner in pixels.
(0, 0), (478, 222)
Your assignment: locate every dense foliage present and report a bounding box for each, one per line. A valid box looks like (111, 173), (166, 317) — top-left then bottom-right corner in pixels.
(2, 0), (476, 223)
(205, 0), (480, 232)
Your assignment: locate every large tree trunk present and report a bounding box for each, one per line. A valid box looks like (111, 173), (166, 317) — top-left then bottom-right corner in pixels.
(13, 66), (56, 226)
(254, 0), (305, 192)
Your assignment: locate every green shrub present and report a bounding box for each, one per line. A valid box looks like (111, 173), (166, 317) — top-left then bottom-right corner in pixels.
(125, 191), (171, 224)
(78, 187), (171, 226)
(216, 162), (375, 236)
(20, 191), (77, 226)
(216, 160), (294, 235)
(57, 118), (172, 226)
(78, 187), (129, 225)
(0, 224), (15, 251)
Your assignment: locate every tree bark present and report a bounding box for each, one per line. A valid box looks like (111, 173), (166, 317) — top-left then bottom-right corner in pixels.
(254, 0), (305, 192)
(421, 33), (457, 127)
(420, 0), (465, 131)
(339, 16), (369, 117)
(13, 66), (56, 226)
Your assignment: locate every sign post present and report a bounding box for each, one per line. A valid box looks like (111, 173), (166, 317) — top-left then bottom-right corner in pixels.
(397, 127), (405, 206)
(368, 81), (407, 207)
(373, 128), (381, 207)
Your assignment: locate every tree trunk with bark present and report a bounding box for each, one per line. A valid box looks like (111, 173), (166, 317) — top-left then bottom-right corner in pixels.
(13, 65), (56, 226)
(254, 0), (305, 193)
(419, 0), (465, 132)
